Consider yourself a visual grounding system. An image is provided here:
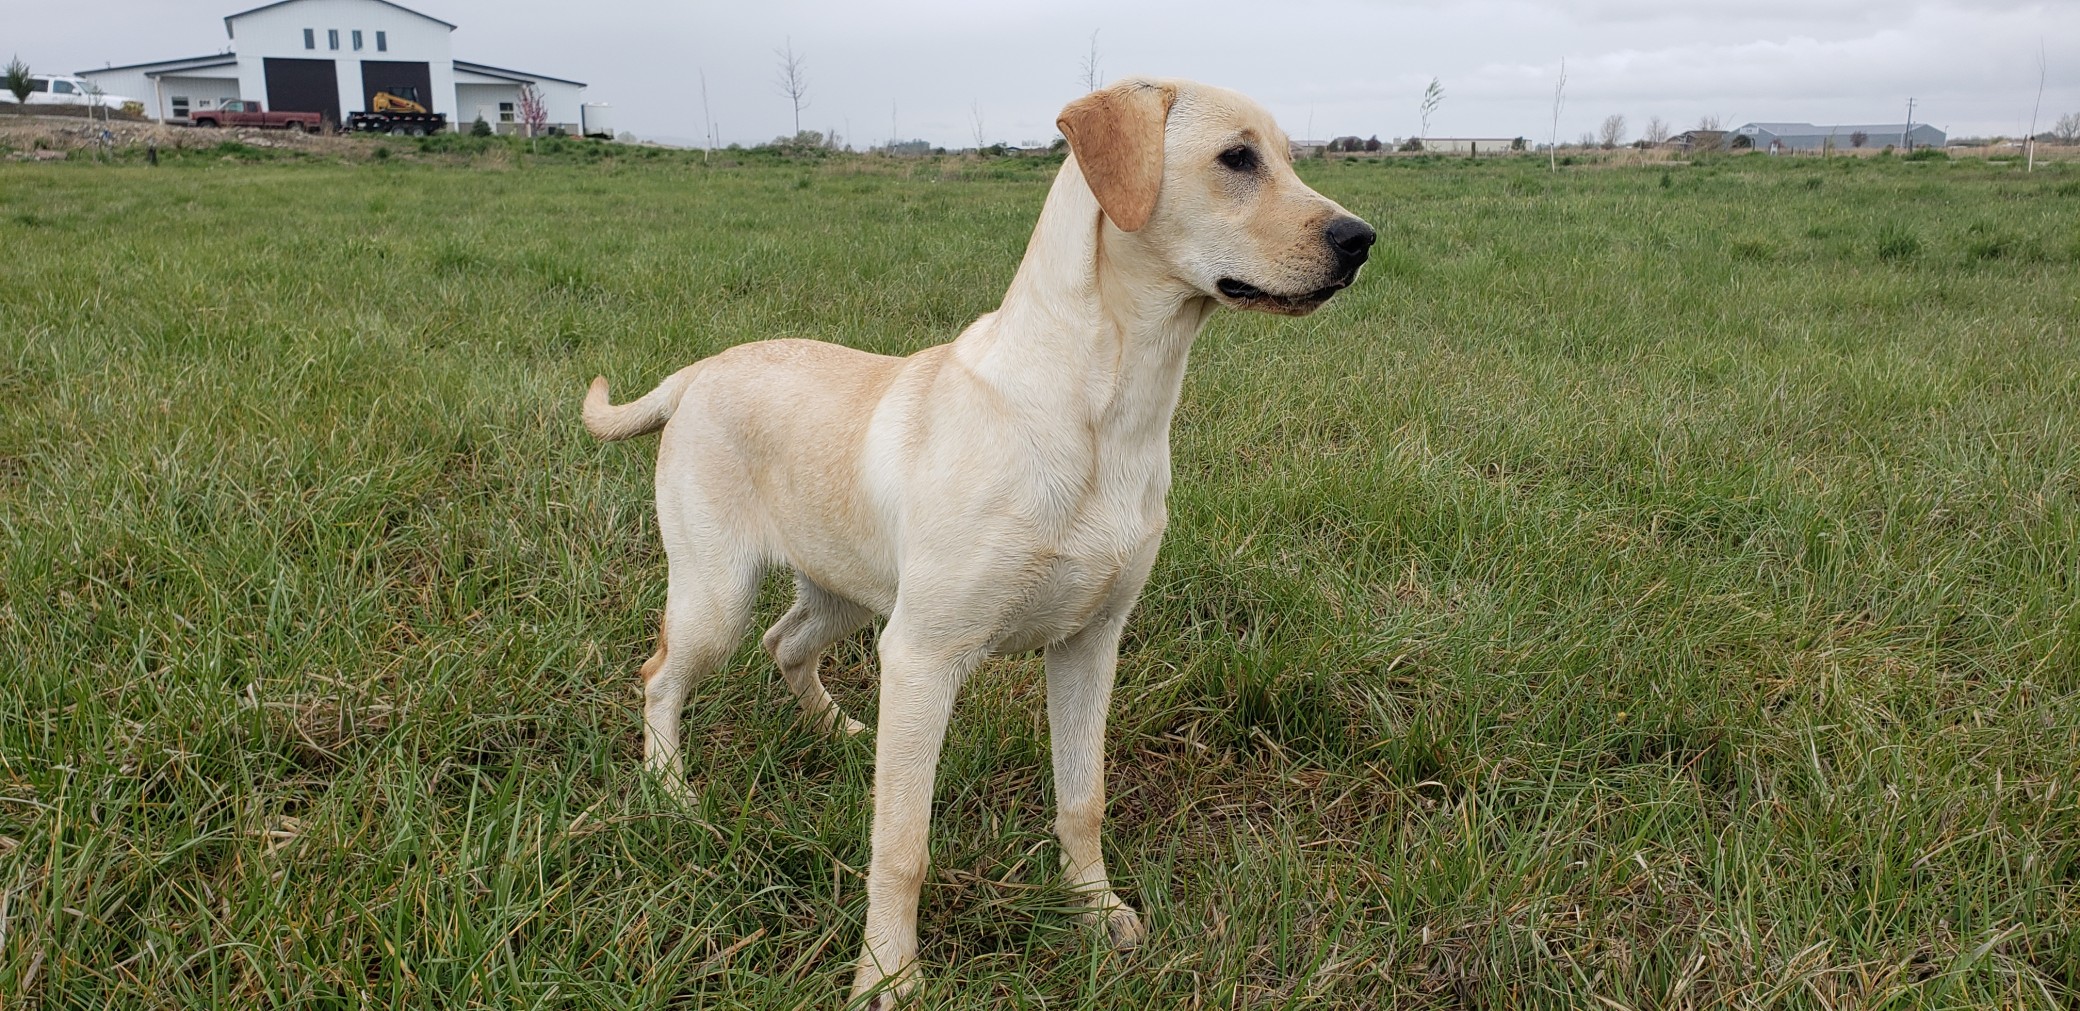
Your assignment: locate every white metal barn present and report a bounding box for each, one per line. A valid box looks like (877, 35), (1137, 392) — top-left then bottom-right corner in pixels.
(78, 0), (591, 134)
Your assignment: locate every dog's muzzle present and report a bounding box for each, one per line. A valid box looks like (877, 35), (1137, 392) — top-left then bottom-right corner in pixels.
(1213, 216), (1376, 314)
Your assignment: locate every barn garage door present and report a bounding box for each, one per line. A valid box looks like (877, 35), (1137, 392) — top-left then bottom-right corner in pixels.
(264, 57), (339, 125)
(360, 60), (432, 114)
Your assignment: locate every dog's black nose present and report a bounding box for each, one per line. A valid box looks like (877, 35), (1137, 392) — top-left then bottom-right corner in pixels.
(1325, 217), (1376, 264)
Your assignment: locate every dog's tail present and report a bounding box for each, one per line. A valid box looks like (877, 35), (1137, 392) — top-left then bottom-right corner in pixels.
(583, 368), (697, 441)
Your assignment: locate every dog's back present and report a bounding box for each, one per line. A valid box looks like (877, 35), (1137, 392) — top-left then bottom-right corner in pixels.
(590, 337), (915, 607)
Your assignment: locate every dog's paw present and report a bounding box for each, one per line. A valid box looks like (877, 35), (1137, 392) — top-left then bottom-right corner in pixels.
(641, 770), (699, 808)
(849, 957), (918, 1009)
(809, 709), (868, 738)
(1074, 892), (1145, 949)
(1100, 903), (1146, 949)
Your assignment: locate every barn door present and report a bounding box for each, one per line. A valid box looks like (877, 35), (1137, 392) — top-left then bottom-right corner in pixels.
(360, 61), (434, 115)
(263, 58), (339, 125)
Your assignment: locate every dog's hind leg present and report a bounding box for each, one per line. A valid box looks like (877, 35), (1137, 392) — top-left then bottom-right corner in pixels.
(642, 538), (760, 803)
(761, 574), (872, 735)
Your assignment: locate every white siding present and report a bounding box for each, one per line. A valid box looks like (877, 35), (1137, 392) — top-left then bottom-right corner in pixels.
(229, 0), (455, 119)
(75, 68), (154, 111)
(157, 74), (244, 121)
(454, 73), (584, 133)
(456, 81), (519, 130)
(79, 64), (239, 121)
(532, 80), (583, 132)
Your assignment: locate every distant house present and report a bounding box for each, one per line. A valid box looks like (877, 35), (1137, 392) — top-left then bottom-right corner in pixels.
(1419, 137), (1519, 155)
(1668, 129), (1727, 152)
(1730, 122), (1945, 152)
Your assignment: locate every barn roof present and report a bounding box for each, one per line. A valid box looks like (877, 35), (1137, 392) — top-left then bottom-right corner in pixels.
(224, 0), (457, 38)
(453, 60), (585, 88)
(80, 54), (236, 76)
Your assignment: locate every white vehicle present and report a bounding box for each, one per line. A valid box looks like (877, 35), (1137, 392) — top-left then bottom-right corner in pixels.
(0, 74), (143, 110)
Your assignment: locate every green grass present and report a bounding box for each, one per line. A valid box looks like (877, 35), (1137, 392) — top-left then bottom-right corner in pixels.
(3, 149), (2078, 1008)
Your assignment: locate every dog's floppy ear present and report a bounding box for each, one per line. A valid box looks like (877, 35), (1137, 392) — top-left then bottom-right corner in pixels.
(1056, 80), (1176, 233)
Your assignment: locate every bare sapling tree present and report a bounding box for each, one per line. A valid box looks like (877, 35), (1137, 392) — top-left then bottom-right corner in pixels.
(1696, 114), (1721, 131)
(1419, 77), (1444, 143)
(2025, 41), (2045, 172)
(517, 83), (548, 145)
(699, 68), (714, 161)
(971, 101), (986, 151)
(4, 56), (32, 106)
(82, 79), (109, 133)
(1079, 30), (1102, 93)
(774, 38), (809, 137)
(1549, 58), (1566, 170)
(1643, 115), (1670, 145)
(1598, 114), (1626, 149)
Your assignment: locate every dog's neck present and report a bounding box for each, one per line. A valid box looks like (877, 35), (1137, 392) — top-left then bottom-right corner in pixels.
(955, 156), (1215, 444)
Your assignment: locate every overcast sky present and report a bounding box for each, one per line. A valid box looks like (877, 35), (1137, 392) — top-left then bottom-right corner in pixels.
(22, 0), (2079, 146)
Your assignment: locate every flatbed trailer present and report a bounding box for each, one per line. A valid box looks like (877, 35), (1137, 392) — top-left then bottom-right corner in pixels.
(347, 110), (448, 136)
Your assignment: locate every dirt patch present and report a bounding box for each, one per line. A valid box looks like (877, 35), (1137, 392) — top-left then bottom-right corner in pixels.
(0, 113), (377, 158)
(0, 104), (149, 122)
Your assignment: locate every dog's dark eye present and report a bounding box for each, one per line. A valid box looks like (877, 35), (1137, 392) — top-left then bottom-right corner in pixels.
(1217, 145), (1257, 172)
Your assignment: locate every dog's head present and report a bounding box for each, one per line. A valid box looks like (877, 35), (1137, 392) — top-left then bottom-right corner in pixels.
(1058, 78), (1374, 316)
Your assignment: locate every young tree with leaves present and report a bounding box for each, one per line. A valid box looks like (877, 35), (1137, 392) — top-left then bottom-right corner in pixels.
(4, 56), (31, 106)
(1419, 77), (1444, 143)
(517, 83), (548, 141)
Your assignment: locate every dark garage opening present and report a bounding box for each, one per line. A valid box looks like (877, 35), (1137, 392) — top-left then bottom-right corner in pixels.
(263, 57), (340, 125)
(360, 60), (433, 114)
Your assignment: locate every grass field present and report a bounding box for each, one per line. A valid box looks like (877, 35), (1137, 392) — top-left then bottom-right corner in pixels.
(3, 140), (2079, 1008)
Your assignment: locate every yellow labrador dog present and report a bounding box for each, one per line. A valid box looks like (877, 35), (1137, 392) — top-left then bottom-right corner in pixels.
(585, 78), (1372, 1004)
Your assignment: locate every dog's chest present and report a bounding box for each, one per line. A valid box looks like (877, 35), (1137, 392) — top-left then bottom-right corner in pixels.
(993, 477), (1166, 653)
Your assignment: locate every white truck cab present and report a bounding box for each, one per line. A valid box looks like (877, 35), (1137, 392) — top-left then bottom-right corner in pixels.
(1, 74), (143, 110)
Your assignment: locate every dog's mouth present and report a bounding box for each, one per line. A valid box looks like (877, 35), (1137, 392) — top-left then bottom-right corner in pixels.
(1215, 273), (1357, 316)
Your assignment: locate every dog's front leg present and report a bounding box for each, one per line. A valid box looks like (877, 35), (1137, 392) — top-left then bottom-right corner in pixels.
(1043, 614), (1146, 948)
(851, 620), (980, 1007)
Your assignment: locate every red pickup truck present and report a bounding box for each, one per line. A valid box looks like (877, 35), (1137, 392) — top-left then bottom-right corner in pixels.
(189, 100), (322, 132)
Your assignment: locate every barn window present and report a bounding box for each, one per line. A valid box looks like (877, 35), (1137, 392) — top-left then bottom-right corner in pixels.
(376, 31), (387, 52)
(171, 95), (190, 118)
(328, 29), (339, 50)
(303, 28), (314, 49)
(498, 101), (514, 123)
(352, 30), (363, 50)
